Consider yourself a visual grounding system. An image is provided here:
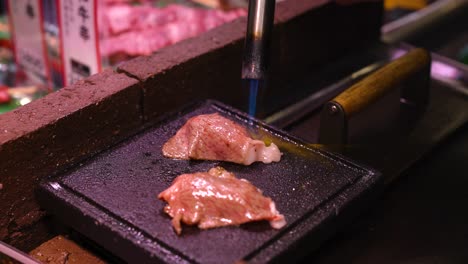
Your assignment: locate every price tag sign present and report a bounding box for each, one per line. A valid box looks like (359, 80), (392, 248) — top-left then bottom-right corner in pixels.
(58, 0), (101, 85)
(8, 0), (50, 83)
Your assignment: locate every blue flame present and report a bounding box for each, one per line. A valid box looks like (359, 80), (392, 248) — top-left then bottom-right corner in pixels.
(248, 79), (259, 117)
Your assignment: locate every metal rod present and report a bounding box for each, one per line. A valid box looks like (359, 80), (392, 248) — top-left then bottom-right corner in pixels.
(241, 0), (276, 80)
(241, 0), (275, 117)
(382, 0), (468, 44)
(264, 61), (386, 128)
(0, 240), (41, 264)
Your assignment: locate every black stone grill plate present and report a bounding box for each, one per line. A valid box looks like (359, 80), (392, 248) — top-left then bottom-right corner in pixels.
(38, 100), (383, 264)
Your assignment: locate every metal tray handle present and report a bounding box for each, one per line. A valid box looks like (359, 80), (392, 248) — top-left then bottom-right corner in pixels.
(319, 48), (431, 144)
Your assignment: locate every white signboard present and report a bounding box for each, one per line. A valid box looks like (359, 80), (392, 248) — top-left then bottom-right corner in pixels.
(8, 0), (49, 83)
(58, 0), (101, 85)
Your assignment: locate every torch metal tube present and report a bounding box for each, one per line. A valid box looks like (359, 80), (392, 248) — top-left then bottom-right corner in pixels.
(241, 0), (276, 80)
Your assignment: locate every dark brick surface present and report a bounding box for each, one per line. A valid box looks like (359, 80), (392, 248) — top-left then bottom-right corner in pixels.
(0, 70), (142, 247)
(118, 17), (248, 120)
(274, 0), (330, 23)
(117, 17), (247, 82)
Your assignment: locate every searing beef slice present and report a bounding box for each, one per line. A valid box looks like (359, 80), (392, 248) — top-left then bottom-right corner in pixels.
(158, 167), (286, 234)
(162, 113), (281, 165)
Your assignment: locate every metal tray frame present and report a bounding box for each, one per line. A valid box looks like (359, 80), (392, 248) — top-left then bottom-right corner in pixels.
(38, 100), (382, 264)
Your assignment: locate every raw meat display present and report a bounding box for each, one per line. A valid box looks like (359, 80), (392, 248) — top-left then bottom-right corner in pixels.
(190, 0), (248, 10)
(158, 167), (286, 234)
(162, 113), (282, 165)
(100, 3), (246, 57)
(103, 0), (153, 4)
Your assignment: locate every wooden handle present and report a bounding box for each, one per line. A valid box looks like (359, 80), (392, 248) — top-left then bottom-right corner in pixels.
(332, 48), (431, 118)
(319, 48), (431, 145)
